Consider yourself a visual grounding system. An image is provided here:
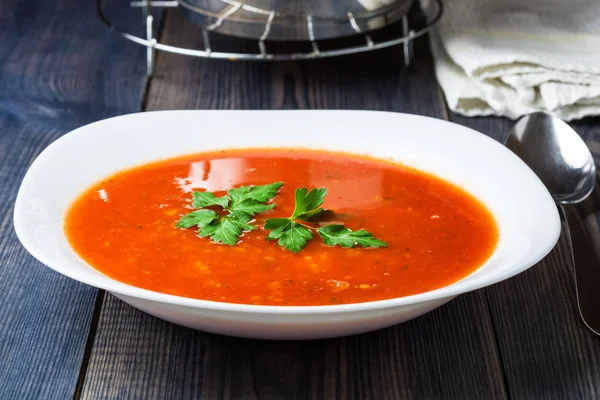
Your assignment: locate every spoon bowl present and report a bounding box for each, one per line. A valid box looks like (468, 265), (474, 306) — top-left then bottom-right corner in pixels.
(506, 112), (596, 204)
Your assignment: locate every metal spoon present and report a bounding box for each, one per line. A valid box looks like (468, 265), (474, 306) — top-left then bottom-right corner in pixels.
(506, 112), (599, 335)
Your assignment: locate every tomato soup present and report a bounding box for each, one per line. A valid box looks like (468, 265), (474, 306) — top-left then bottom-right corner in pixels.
(65, 149), (498, 306)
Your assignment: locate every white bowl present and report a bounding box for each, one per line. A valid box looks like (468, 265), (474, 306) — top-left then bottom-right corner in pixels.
(14, 110), (560, 340)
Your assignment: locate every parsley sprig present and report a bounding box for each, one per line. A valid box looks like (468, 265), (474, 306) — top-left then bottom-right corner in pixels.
(264, 188), (387, 253)
(176, 182), (282, 245)
(176, 183), (387, 252)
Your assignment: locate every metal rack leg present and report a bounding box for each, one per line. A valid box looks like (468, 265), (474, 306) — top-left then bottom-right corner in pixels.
(144, 2), (155, 77)
(401, 15), (414, 67)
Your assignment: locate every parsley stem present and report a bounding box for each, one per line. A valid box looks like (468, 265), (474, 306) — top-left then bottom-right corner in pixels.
(291, 219), (319, 231)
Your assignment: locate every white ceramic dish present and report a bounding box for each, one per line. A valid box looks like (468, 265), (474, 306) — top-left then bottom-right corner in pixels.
(14, 110), (560, 340)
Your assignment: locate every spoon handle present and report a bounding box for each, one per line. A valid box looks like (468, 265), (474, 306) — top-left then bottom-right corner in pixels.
(560, 203), (600, 336)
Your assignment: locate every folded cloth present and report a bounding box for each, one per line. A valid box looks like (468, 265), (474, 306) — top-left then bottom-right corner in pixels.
(422, 0), (600, 120)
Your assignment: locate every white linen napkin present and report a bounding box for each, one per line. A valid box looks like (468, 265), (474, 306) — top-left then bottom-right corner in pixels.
(423, 0), (600, 121)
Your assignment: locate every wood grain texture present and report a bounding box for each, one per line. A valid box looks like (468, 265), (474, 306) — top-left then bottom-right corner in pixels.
(0, 0), (157, 128)
(449, 113), (600, 399)
(83, 291), (504, 400)
(0, 0), (154, 397)
(0, 116), (98, 400)
(80, 10), (507, 399)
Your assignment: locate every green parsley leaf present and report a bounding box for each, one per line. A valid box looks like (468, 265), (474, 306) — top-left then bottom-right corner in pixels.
(228, 210), (254, 223)
(317, 225), (388, 248)
(231, 199), (275, 216)
(265, 219), (313, 253)
(264, 218), (290, 232)
(228, 182), (283, 206)
(175, 209), (218, 229)
(228, 218), (257, 232)
(290, 188), (327, 220)
(199, 215), (256, 246)
(192, 191), (229, 209)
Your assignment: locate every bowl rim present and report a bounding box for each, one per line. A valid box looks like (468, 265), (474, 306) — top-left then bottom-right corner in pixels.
(13, 109), (562, 314)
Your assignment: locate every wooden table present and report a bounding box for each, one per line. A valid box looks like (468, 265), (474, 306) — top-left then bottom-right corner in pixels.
(2, 0), (600, 398)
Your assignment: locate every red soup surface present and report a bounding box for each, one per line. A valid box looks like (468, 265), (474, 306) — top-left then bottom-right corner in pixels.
(65, 149), (498, 306)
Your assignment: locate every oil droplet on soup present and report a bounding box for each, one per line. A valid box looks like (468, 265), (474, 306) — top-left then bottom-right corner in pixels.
(65, 149), (498, 306)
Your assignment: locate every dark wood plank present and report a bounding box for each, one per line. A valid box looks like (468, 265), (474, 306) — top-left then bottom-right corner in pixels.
(0, 0), (154, 397)
(0, 0), (155, 127)
(83, 291), (503, 400)
(448, 113), (600, 399)
(81, 10), (507, 399)
(0, 117), (99, 400)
